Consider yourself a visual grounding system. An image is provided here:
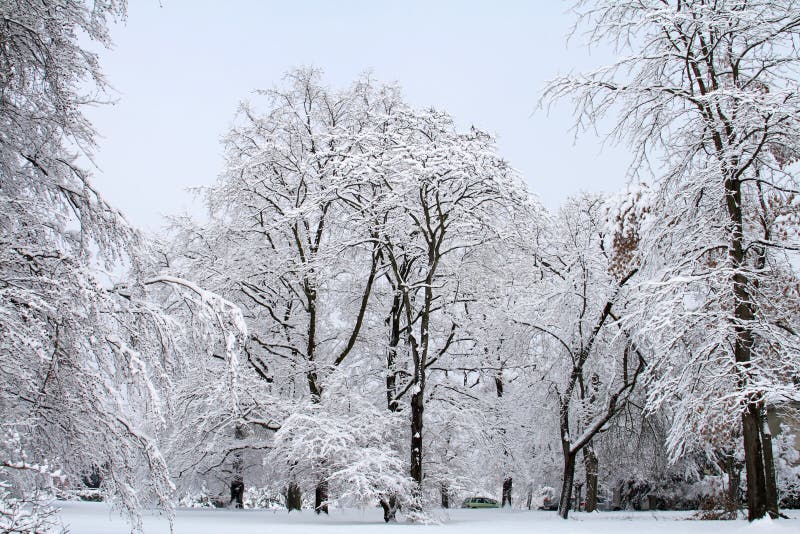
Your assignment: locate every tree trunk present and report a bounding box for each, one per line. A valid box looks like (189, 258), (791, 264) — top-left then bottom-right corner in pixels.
(386, 293), (402, 413)
(526, 483), (533, 510)
(502, 477), (513, 508)
(742, 404), (767, 520)
(81, 464), (102, 489)
(377, 295), (404, 521)
(230, 425), (245, 509)
(583, 446), (598, 512)
(315, 479), (329, 514)
(286, 481), (302, 511)
(723, 452), (741, 515)
(305, 282), (329, 515)
(440, 482), (450, 509)
(410, 385), (424, 500)
(407, 268), (432, 507)
(380, 495), (400, 522)
(230, 477), (244, 509)
(759, 408), (779, 518)
(573, 482), (583, 512)
(495, 366), (513, 510)
(558, 453), (576, 519)
(409, 280), (428, 505)
(725, 176), (769, 522)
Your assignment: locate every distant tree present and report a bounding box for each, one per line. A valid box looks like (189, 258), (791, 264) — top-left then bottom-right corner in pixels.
(517, 195), (645, 519)
(519, 193), (646, 519)
(138, 264), (271, 511)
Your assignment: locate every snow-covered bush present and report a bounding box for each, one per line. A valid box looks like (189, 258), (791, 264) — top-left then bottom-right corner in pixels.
(243, 487), (285, 510)
(0, 429), (64, 533)
(775, 430), (800, 507)
(269, 395), (414, 509)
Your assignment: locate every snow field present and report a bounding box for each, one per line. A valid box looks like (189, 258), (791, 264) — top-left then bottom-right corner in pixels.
(57, 502), (800, 534)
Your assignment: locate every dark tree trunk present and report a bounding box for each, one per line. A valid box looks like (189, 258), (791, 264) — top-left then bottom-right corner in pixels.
(760, 409), (779, 518)
(495, 366), (513, 510)
(386, 293), (402, 413)
(81, 465), (102, 489)
(440, 482), (449, 509)
(502, 477), (513, 508)
(305, 279), (321, 401)
(410, 385), (424, 494)
(230, 478), (244, 509)
(409, 279), (428, 505)
(729, 467), (742, 513)
(230, 425), (245, 509)
(286, 481), (302, 511)
(378, 290), (405, 520)
(558, 453), (576, 519)
(315, 479), (329, 514)
(725, 176), (770, 522)
(573, 482), (583, 512)
(583, 446), (598, 512)
(380, 495), (400, 522)
(305, 280), (330, 515)
(742, 404), (767, 520)
(723, 452), (742, 514)
(526, 483), (533, 510)
(407, 272), (432, 505)
(494, 369), (504, 397)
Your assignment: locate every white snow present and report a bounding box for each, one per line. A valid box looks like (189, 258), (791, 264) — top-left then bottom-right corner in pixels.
(57, 502), (800, 534)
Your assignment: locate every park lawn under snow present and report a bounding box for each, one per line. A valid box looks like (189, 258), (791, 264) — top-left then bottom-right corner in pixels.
(57, 501), (800, 534)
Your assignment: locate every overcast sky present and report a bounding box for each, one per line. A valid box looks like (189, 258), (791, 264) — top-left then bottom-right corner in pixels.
(85, 0), (632, 232)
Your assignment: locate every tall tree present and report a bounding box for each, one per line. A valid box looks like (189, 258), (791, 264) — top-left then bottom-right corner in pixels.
(0, 1), (179, 529)
(544, 0), (800, 520)
(375, 108), (529, 507)
(171, 69), (401, 513)
(0, 3), (256, 530)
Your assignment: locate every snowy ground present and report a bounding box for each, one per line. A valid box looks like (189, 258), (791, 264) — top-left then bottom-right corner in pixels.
(57, 501), (800, 534)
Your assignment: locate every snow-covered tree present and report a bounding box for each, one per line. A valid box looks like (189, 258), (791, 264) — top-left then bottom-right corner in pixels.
(371, 107), (531, 509)
(0, 2), (254, 530)
(170, 68), (541, 517)
(168, 69), (408, 513)
(544, 0), (800, 520)
(518, 193), (647, 518)
(0, 1), (176, 528)
(268, 394), (414, 515)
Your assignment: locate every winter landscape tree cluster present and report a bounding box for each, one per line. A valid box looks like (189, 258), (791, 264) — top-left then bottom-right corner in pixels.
(2, 1), (800, 532)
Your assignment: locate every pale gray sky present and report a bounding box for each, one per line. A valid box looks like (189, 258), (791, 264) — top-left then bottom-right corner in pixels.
(86, 0), (632, 231)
